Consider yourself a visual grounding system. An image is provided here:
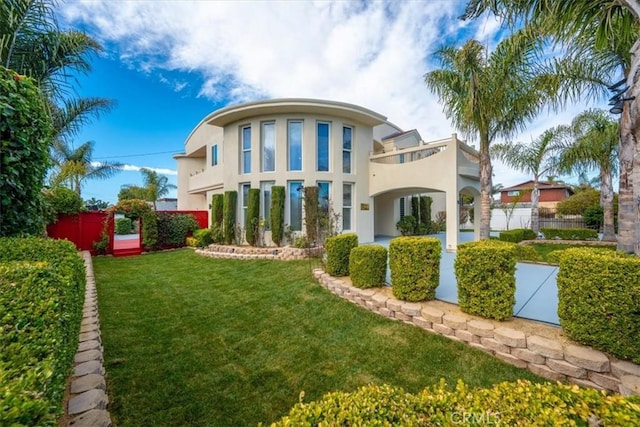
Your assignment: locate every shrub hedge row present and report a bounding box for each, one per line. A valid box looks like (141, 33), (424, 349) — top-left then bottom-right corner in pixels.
(223, 190), (237, 245)
(557, 248), (640, 364)
(245, 188), (260, 246)
(498, 228), (537, 243)
(541, 227), (598, 240)
(325, 233), (358, 276)
(389, 237), (441, 302)
(455, 240), (516, 320)
(273, 380), (640, 426)
(270, 186), (285, 246)
(349, 244), (387, 288)
(0, 238), (85, 426)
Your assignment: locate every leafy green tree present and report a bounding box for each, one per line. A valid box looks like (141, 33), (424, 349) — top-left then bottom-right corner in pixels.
(461, 0), (640, 252)
(558, 109), (618, 241)
(425, 31), (560, 239)
(557, 188), (600, 215)
(49, 140), (121, 195)
(119, 185), (150, 202)
(492, 128), (563, 233)
(140, 168), (177, 210)
(84, 197), (109, 210)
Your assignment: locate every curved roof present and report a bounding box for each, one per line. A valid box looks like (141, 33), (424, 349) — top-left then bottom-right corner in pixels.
(203, 98), (387, 127)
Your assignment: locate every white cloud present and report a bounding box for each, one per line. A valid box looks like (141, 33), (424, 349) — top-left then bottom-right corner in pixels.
(64, 0), (605, 188)
(91, 162), (177, 176)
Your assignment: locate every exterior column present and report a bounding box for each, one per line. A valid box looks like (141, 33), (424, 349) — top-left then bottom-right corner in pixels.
(445, 190), (458, 252)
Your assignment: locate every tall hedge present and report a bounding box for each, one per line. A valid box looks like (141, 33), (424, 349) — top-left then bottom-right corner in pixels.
(0, 67), (52, 237)
(156, 213), (199, 248)
(0, 238), (85, 426)
(223, 190), (237, 245)
(411, 195), (432, 227)
(558, 248), (640, 363)
(389, 236), (441, 302)
(211, 193), (224, 227)
(454, 240), (516, 320)
(270, 186), (285, 246)
(349, 245), (387, 288)
(325, 233), (358, 276)
(304, 186), (319, 244)
(245, 188), (260, 246)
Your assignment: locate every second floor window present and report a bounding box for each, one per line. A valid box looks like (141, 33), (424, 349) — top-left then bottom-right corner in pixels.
(342, 126), (352, 173)
(317, 122), (330, 172)
(211, 144), (218, 166)
(241, 126), (251, 174)
(262, 122), (275, 172)
(288, 120), (302, 171)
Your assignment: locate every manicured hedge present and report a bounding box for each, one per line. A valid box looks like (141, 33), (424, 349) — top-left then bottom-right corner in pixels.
(270, 186), (285, 246)
(349, 245), (387, 288)
(325, 233), (358, 276)
(0, 237), (85, 426)
(303, 186), (319, 244)
(115, 217), (133, 235)
(210, 194), (224, 228)
(541, 227), (598, 240)
(273, 380), (640, 426)
(223, 190), (237, 245)
(193, 228), (214, 247)
(499, 228), (537, 243)
(454, 240), (516, 320)
(245, 188), (260, 246)
(156, 213), (200, 248)
(389, 237), (441, 302)
(514, 244), (540, 262)
(557, 248), (640, 363)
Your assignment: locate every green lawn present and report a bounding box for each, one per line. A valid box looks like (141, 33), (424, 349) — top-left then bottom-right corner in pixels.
(526, 242), (617, 263)
(93, 249), (541, 426)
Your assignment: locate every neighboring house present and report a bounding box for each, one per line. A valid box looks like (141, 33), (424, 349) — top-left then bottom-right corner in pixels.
(499, 180), (574, 208)
(174, 98), (480, 250)
(156, 198), (178, 211)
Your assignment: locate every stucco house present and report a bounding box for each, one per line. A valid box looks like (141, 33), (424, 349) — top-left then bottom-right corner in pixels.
(499, 180), (574, 208)
(174, 98), (480, 251)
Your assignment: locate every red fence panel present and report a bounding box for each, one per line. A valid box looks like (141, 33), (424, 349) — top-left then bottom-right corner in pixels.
(47, 212), (110, 255)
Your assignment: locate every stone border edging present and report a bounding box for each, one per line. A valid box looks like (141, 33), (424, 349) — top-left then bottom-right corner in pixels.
(312, 268), (640, 396)
(66, 251), (112, 427)
(196, 244), (323, 260)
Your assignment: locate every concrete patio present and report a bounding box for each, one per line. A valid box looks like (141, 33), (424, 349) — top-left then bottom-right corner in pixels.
(372, 233), (560, 326)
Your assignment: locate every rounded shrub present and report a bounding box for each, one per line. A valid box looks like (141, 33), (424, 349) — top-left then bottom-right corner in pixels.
(42, 186), (86, 224)
(325, 233), (358, 276)
(558, 248), (640, 363)
(349, 244), (387, 288)
(454, 240), (516, 320)
(273, 380), (640, 426)
(193, 228), (214, 247)
(115, 217), (133, 235)
(514, 244), (540, 262)
(389, 236), (441, 302)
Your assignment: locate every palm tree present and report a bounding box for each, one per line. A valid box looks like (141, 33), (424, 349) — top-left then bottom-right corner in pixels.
(492, 128), (564, 234)
(461, 0), (640, 251)
(425, 30), (566, 239)
(557, 109), (618, 241)
(49, 140), (122, 195)
(140, 168), (177, 210)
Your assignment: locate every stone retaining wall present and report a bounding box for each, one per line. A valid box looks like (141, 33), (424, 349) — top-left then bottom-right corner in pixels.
(313, 269), (640, 396)
(66, 252), (111, 426)
(197, 244), (323, 260)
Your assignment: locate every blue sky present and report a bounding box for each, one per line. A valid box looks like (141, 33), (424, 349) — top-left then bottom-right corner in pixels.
(58, 0), (602, 204)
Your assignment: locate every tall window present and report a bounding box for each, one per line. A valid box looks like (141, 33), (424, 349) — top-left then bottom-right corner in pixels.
(342, 126), (352, 173)
(399, 197), (405, 220)
(261, 122), (275, 172)
(343, 183), (353, 231)
(260, 181), (274, 230)
(317, 122), (330, 172)
(211, 144), (218, 166)
(241, 126), (251, 174)
(288, 120), (303, 171)
(289, 181), (303, 231)
(317, 181), (330, 216)
(241, 183), (250, 227)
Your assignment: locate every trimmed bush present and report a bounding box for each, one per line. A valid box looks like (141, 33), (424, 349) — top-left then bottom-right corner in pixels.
(115, 217), (133, 235)
(0, 68), (52, 237)
(223, 190), (237, 245)
(193, 228), (214, 247)
(540, 227), (598, 240)
(0, 238), (85, 426)
(211, 194), (224, 228)
(349, 245), (387, 288)
(455, 240), (516, 320)
(245, 188), (260, 246)
(514, 244), (540, 262)
(396, 215), (418, 236)
(558, 248), (640, 363)
(304, 186), (319, 243)
(499, 228), (537, 243)
(42, 186), (86, 225)
(270, 186), (285, 246)
(325, 233), (358, 276)
(389, 237), (441, 302)
(156, 213), (200, 248)
(273, 380), (640, 426)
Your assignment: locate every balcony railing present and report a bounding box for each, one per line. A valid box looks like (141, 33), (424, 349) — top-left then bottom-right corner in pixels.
(369, 144), (446, 164)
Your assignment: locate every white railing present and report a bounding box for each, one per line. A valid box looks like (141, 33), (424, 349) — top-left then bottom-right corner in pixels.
(369, 143), (447, 164)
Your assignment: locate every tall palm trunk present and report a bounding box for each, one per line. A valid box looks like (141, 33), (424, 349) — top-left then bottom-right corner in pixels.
(600, 170), (616, 241)
(479, 137), (492, 240)
(530, 178), (540, 234)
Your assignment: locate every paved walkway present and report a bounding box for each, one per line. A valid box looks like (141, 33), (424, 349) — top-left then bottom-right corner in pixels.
(372, 233), (560, 326)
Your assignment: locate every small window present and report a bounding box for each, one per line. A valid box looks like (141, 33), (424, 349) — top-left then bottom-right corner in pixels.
(507, 190), (520, 197)
(211, 144), (218, 166)
(317, 122), (330, 172)
(343, 183), (353, 231)
(399, 197), (405, 220)
(241, 183), (251, 226)
(342, 126), (352, 173)
(241, 126), (251, 174)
